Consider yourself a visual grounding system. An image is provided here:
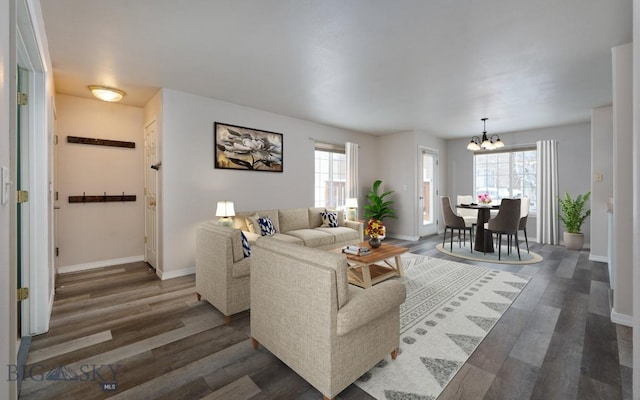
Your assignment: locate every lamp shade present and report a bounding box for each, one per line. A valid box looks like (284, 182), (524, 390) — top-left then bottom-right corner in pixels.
(215, 201), (236, 217)
(467, 140), (480, 151)
(345, 198), (359, 208)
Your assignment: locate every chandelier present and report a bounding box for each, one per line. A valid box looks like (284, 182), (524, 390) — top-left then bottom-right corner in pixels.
(466, 118), (504, 151)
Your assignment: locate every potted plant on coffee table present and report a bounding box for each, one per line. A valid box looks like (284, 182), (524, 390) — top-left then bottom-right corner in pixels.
(364, 180), (397, 242)
(558, 191), (591, 250)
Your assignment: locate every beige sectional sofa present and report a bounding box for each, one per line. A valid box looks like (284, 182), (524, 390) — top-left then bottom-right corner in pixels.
(234, 207), (363, 248)
(195, 222), (250, 325)
(196, 207), (364, 324)
(251, 238), (406, 400)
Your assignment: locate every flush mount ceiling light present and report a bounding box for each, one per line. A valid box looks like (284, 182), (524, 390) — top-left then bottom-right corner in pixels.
(88, 85), (126, 102)
(466, 118), (504, 151)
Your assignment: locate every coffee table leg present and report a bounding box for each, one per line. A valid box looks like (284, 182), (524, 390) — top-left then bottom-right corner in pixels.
(361, 265), (372, 288)
(395, 256), (404, 277)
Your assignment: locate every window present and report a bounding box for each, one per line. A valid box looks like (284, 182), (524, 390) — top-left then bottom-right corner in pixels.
(314, 144), (346, 208)
(474, 148), (537, 213)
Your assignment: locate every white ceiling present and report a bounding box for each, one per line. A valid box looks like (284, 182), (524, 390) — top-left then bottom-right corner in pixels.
(39, 0), (632, 138)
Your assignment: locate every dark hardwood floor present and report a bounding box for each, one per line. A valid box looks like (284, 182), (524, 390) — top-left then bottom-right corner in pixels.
(19, 235), (631, 399)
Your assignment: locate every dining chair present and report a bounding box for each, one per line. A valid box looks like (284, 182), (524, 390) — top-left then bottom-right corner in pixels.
(441, 196), (473, 252)
(456, 195), (477, 228)
(484, 198), (521, 260)
(516, 197), (530, 253)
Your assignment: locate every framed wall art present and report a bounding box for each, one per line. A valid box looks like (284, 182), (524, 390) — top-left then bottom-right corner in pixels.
(214, 122), (283, 172)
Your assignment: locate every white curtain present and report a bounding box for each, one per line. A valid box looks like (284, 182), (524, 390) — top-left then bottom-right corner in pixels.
(536, 140), (559, 244)
(346, 142), (359, 199)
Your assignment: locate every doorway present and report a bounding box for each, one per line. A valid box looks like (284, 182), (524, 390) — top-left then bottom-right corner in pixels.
(418, 147), (438, 237)
(144, 120), (158, 269)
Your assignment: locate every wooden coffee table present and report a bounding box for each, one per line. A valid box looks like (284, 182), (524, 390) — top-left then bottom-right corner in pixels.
(333, 242), (408, 288)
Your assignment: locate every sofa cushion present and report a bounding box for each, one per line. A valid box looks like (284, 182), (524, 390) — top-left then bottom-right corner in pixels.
(245, 212), (261, 234)
(240, 231), (251, 257)
(315, 226), (360, 243)
(285, 229), (335, 247)
(256, 238), (349, 308)
(230, 228), (245, 263)
(278, 208), (310, 232)
(258, 217), (277, 236)
(243, 230), (260, 245)
(320, 210), (339, 227)
(269, 233), (304, 245)
(308, 207), (325, 228)
(309, 207), (345, 228)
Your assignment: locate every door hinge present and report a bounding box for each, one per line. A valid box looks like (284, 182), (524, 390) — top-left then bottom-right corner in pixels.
(55, 191), (59, 201)
(17, 92), (28, 106)
(144, 236), (147, 244)
(17, 190), (29, 203)
(54, 135), (59, 145)
(55, 247), (59, 257)
(17, 287), (29, 301)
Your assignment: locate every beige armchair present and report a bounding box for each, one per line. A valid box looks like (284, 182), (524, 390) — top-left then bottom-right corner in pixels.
(195, 222), (250, 325)
(250, 238), (406, 400)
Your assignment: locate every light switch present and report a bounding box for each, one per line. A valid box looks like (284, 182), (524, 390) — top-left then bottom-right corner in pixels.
(594, 173), (603, 183)
(1, 166), (11, 205)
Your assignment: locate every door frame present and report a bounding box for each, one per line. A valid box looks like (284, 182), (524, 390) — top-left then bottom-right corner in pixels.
(417, 146), (439, 237)
(144, 119), (159, 269)
(16, 0), (53, 336)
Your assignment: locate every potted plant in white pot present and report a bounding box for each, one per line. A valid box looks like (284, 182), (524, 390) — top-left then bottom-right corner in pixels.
(558, 191), (591, 250)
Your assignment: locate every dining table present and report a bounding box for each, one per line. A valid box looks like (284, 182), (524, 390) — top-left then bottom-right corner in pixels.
(456, 203), (501, 253)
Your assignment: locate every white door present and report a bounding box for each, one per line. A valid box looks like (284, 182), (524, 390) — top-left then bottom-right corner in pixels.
(418, 147), (438, 237)
(144, 121), (158, 268)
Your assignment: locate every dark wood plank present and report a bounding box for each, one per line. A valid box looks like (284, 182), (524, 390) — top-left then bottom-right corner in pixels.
(67, 135), (135, 148)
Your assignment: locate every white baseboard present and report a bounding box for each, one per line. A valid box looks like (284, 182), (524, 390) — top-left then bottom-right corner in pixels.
(157, 266), (195, 280)
(389, 234), (420, 241)
(589, 254), (608, 263)
(58, 255), (145, 274)
(610, 308), (633, 327)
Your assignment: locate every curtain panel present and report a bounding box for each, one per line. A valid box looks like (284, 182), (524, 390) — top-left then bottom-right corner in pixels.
(346, 142), (359, 199)
(536, 140), (559, 244)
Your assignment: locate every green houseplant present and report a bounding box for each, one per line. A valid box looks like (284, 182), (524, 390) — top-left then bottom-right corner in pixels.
(558, 191), (591, 250)
(364, 180), (397, 221)
(364, 180), (396, 242)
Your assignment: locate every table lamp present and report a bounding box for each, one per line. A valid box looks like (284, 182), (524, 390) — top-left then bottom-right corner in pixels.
(215, 200), (235, 227)
(345, 198), (358, 221)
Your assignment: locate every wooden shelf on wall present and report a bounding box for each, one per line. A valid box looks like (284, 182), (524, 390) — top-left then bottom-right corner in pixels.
(67, 135), (135, 148)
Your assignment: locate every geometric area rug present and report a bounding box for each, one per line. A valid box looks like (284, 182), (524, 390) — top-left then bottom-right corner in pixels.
(435, 243), (543, 265)
(354, 253), (530, 400)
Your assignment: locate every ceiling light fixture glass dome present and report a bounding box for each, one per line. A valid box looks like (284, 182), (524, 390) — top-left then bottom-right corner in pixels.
(88, 85), (126, 102)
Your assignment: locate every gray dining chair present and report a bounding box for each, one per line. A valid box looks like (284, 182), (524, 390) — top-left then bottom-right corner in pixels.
(441, 196), (473, 252)
(484, 198), (521, 260)
(506, 197), (530, 254)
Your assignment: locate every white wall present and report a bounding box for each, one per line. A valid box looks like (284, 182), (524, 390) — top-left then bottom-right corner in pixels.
(612, 42), (633, 323)
(0, 0), (17, 397)
(158, 88), (379, 276)
(632, 2), (640, 395)
(377, 130), (448, 240)
(446, 122), (592, 244)
(56, 95), (144, 270)
(590, 105), (613, 260)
